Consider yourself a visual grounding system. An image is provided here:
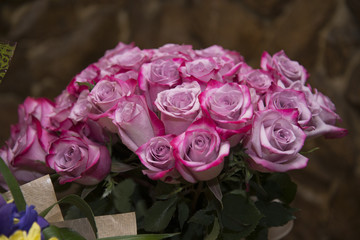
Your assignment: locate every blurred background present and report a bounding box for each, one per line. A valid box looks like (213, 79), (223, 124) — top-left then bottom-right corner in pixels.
(0, 0), (359, 239)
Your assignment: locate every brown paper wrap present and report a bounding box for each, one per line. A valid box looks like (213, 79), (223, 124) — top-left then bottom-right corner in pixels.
(4, 174), (138, 238)
(4, 175), (63, 222)
(52, 213), (137, 240)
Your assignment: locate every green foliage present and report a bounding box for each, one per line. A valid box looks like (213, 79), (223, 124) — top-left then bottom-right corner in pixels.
(40, 194), (98, 238)
(221, 193), (263, 238)
(43, 226), (86, 240)
(113, 178), (136, 213)
(0, 157), (26, 211)
(144, 197), (177, 232)
(0, 41), (16, 84)
(98, 233), (180, 240)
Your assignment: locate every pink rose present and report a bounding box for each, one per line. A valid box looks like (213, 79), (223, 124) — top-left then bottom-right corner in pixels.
(199, 80), (253, 145)
(87, 78), (137, 132)
(46, 131), (111, 185)
(68, 90), (92, 123)
(67, 64), (100, 95)
(0, 147), (45, 189)
(245, 109), (308, 172)
(136, 135), (179, 183)
(239, 69), (273, 94)
(154, 81), (202, 135)
(18, 97), (55, 129)
(1, 119), (56, 176)
(88, 78), (136, 114)
(107, 46), (147, 71)
(179, 58), (221, 89)
(261, 50), (308, 87)
(262, 88), (312, 127)
(171, 118), (230, 183)
(195, 45), (244, 64)
(111, 95), (165, 152)
(152, 43), (195, 61)
(49, 90), (77, 131)
(138, 59), (182, 111)
(304, 90), (347, 138)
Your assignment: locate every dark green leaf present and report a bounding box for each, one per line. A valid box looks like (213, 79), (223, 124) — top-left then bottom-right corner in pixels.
(263, 173), (297, 204)
(221, 193), (262, 238)
(43, 225), (86, 240)
(0, 41), (16, 83)
(144, 197), (177, 232)
(113, 179), (136, 213)
(39, 194), (97, 238)
(81, 185), (98, 199)
(97, 233), (180, 240)
(255, 201), (295, 227)
(188, 209), (214, 226)
(204, 217), (220, 240)
(0, 157), (26, 211)
(247, 226), (268, 240)
(111, 161), (137, 173)
(207, 178), (223, 208)
(177, 201), (189, 230)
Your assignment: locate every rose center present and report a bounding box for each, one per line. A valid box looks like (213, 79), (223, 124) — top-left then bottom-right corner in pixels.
(64, 145), (81, 162)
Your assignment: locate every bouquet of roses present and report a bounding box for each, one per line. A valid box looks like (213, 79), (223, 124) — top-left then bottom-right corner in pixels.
(0, 42), (347, 239)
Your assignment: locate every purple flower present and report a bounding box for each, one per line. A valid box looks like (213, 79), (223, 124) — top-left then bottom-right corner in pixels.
(0, 195), (48, 237)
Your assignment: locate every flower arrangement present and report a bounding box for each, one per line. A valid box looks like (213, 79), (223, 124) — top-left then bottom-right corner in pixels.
(0, 42), (347, 239)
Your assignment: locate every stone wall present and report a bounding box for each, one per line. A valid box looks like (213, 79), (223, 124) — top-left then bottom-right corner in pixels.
(0, 0), (359, 239)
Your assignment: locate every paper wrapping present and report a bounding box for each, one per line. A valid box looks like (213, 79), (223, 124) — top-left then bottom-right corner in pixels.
(4, 174), (138, 238)
(4, 175), (63, 222)
(52, 213), (137, 240)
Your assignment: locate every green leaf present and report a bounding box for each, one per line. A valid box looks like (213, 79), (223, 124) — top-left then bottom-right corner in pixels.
(188, 209), (214, 226)
(0, 41), (16, 84)
(206, 178), (223, 209)
(255, 201), (295, 227)
(81, 185), (98, 199)
(144, 197), (177, 232)
(111, 161), (137, 173)
(43, 225), (86, 240)
(221, 193), (262, 238)
(0, 157), (26, 211)
(113, 179), (136, 213)
(76, 81), (95, 90)
(102, 175), (117, 198)
(177, 201), (189, 230)
(97, 233), (180, 240)
(39, 194), (97, 238)
(204, 217), (220, 240)
(263, 173), (297, 204)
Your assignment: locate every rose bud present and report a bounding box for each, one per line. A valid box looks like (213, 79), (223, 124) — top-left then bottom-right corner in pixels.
(171, 118), (230, 183)
(245, 109), (308, 172)
(155, 81), (202, 135)
(46, 131), (111, 185)
(111, 95), (165, 152)
(136, 135), (180, 183)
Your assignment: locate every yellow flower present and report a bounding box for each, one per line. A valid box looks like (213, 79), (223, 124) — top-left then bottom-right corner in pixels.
(0, 222), (58, 240)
